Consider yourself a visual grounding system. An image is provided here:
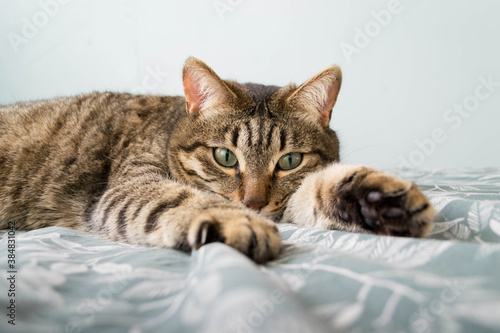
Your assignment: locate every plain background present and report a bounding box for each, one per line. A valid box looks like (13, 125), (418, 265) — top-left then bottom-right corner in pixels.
(1, 0), (499, 169)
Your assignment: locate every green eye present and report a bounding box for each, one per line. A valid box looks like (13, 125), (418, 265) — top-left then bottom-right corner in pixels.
(214, 148), (238, 167)
(278, 152), (302, 170)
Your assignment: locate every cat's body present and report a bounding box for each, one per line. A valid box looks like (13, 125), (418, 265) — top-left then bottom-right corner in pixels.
(0, 58), (434, 262)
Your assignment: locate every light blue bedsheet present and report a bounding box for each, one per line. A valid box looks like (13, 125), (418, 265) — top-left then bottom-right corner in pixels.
(1, 168), (500, 333)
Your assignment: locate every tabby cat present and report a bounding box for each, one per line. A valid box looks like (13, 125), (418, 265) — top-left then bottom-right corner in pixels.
(0, 58), (434, 263)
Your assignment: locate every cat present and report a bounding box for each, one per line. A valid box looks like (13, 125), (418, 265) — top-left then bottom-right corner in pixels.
(0, 58), (434, 263)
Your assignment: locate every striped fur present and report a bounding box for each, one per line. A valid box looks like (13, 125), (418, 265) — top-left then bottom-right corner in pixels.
(0, 58), (434, 263)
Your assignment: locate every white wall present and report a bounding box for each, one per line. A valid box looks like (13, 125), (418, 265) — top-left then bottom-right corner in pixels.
(1, 0), (499, 169)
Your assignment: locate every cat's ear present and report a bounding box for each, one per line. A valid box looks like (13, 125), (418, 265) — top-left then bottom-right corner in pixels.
(182, 58), (236, 115)
(287, 66), (342, 127)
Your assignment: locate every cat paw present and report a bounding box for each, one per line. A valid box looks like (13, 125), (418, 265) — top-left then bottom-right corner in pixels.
(332, 167), (435, 237)
(187, 208), (281, 263)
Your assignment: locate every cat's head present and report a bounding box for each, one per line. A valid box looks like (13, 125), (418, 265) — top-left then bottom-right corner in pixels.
(169, 58), (341, 219)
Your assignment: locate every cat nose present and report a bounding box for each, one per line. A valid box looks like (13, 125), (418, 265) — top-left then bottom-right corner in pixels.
(242, 200), (267, 211)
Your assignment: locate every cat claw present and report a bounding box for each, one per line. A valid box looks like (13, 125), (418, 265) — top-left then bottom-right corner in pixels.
(199, 221), (210, 246)
(194, 220), (225, 249)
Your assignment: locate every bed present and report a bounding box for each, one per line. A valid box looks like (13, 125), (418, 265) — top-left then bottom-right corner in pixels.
(1, 168), (500, 333)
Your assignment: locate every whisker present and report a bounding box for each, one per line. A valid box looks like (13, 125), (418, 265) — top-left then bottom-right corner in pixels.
(341, 145), (389, 162)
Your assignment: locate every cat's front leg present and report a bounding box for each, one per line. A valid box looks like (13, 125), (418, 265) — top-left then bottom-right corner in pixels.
(282, 164), (435, 237)
(88, 175), (281, 263)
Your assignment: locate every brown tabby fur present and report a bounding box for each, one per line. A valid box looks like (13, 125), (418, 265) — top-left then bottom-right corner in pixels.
(0, 58), (434, 263)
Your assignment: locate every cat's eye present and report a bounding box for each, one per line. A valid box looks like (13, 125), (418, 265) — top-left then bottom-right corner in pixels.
(278, 152), (302, 170)
(214, 147), (238, 167)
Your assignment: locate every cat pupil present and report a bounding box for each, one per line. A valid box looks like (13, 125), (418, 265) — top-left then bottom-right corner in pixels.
(278, 152), (302, 170)
(214, 147), (237, 167)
